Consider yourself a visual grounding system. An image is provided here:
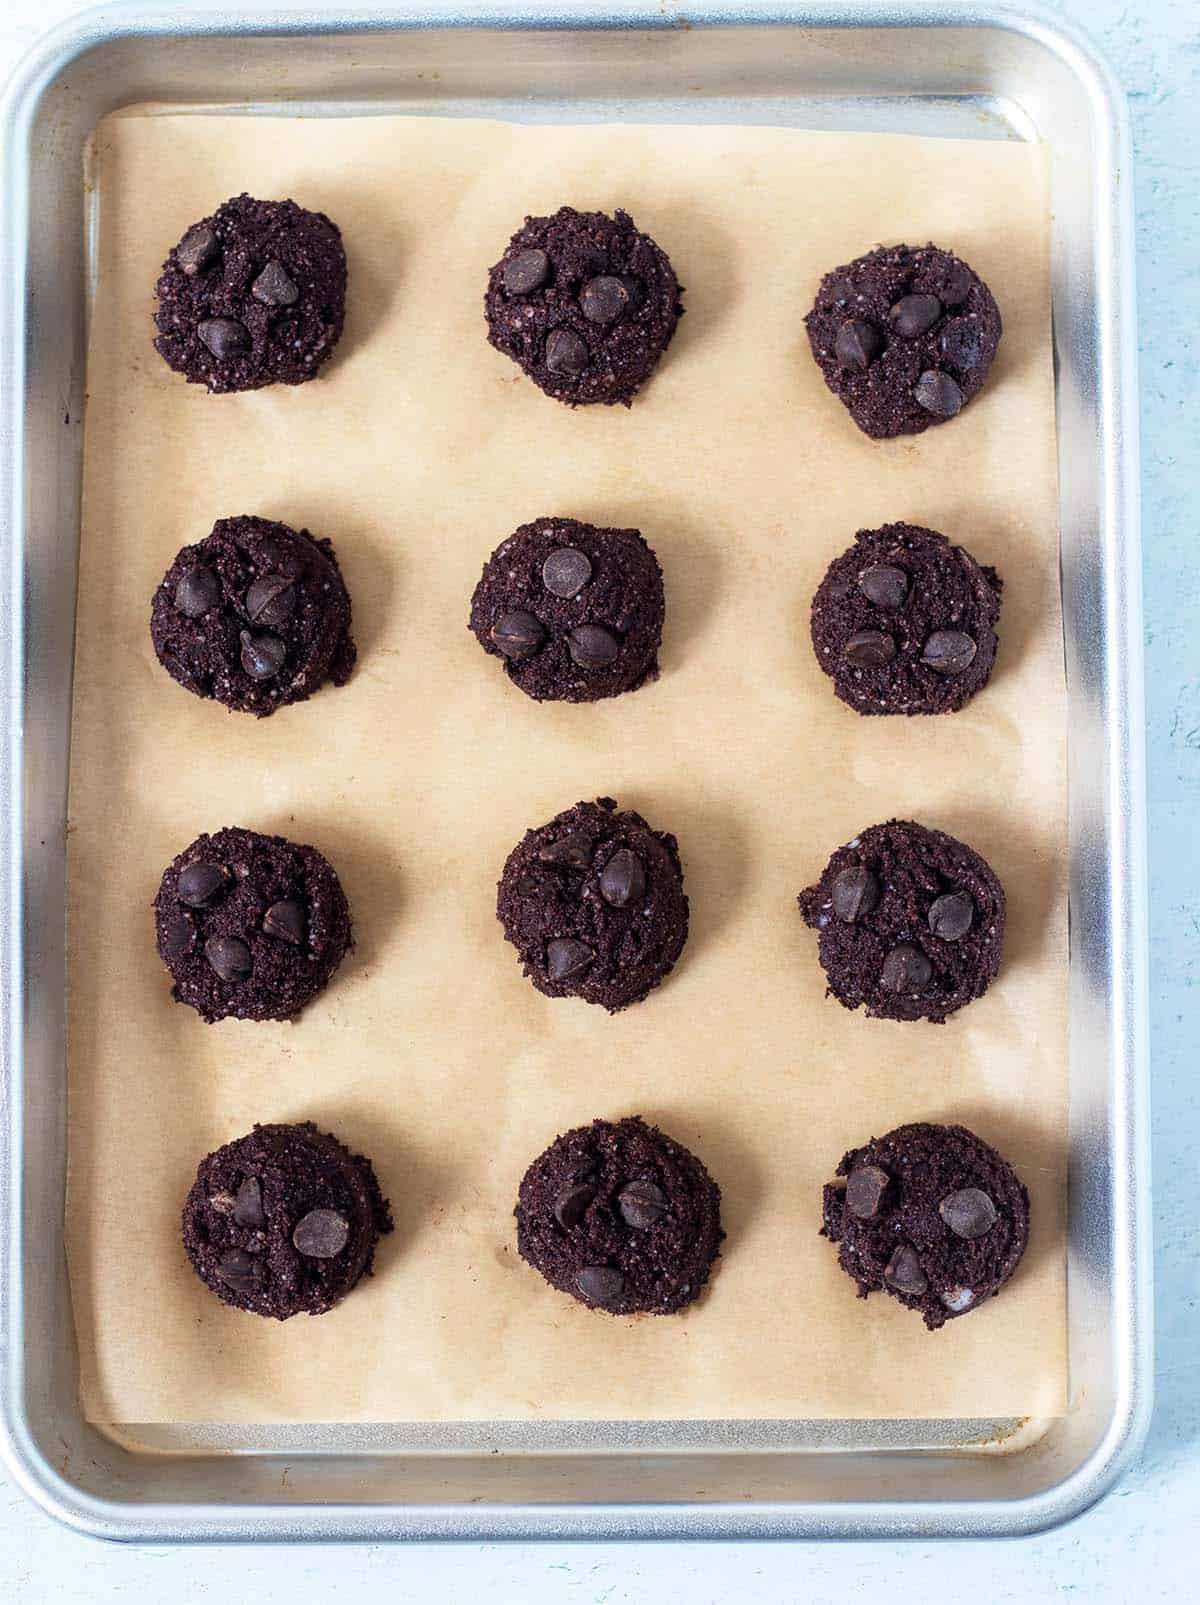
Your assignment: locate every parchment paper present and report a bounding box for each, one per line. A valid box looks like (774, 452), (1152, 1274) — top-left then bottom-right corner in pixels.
(69, 112), (1067, 1424)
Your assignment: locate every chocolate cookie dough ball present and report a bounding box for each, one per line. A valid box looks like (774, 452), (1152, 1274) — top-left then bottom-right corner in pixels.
(821, 1122), (1029, 1329)
(155, 826), (352, 1023)
(810, 522), (1001, 715)
(154, 194), (346, 392)
(182, 1122), (392, 1319)
(516, 1116), (723, 1315)
(497, 798), (688, 1012)
(150, 514), (356, 717)
(469, 517), (665, 703)
(484, 206), (683, 406)
(797, 819), (1005, 1024)
(804, 243), (1001, 438)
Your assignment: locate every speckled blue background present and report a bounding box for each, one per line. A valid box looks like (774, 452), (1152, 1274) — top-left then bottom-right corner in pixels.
(1, 1), (1194, 1597)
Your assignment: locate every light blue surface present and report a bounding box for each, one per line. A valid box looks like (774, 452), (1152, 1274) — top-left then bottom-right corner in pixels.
(1, 0), (1194, 1596)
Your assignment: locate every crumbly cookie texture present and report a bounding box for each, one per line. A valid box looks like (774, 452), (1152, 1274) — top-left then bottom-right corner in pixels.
(469, 516), (665, 703)
(810, 522), (1001, 716)
(155, 826), (352, 1023)
(150, 514), (356, 717)
(485, 206), (682, 406)
(822, 1122), (1029, 1330)
(154, 194), (346, 392)
(496, 798), (689, 1013)
(182, 1122), (392, 1319)
(516, 1116), (723, 1316)
(805, 243), (1001, 438)
(798, 818), (1005, 1024)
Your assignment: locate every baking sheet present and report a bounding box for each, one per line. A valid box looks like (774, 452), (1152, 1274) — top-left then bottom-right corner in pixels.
(68, 112), (1066, 1424)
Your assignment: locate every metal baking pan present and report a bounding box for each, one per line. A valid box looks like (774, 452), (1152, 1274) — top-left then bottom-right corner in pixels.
(0, 0), (1150, 1541)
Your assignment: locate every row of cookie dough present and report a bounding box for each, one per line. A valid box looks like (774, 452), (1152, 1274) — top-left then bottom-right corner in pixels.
(150, 513), (1002, 719)
(155, 195), (1002, 435)
(183, 1115), (1029, 1333)
(154, 809), (1003, 1026)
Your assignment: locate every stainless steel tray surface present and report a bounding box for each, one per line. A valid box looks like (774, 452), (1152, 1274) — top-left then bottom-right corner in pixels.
(0, 1), (1150, 1542)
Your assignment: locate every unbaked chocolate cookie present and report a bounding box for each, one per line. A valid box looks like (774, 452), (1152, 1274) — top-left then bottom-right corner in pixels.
(496, 798), (688, 1012)
(469, 516), (665, 702)
(810, 522), (1002, 715)
(797, 819), (1005, 1024)
(484, 206), (682, 406)
(155, 826), (352, 1023)
(821, 1121), (1029, 1329)
(516, 1116), (723, 1315)
(150, 514), (356, 717)
(805, 243), (1002, 438)
(182, 1121), (392, 1319)
(154, 194), (346, 393)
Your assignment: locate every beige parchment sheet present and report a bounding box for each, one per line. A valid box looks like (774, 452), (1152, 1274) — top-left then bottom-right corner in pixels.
(69, 112), (1067, 1424)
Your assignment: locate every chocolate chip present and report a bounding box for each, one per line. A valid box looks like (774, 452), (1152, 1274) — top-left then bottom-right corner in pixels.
(600, 848), (646, 909)
(567, 624), (620, 669)
(580, 275), (632, 324)
(845, 1164), (889, 1220)
(928, 891), (974, 941)
(491, 610), (544, 661)
(205, 935), (252, 984)
(546, 938), (594, 982)
(575, 1265), (624, 1305)
(880, 943), (932, 994)
(240, 629), (286, 681)
(292, 1208), (350, 1258)
(889, 293), (943, 338)
(208, 1189), (237, 1215)
(545, 327), (589, 377)
(843, 630), (895, 669)
(831, 865), (879, 923)
(245, 574), (296, 627)
(921, 630), (977, 675)
(858, 564), (908, 609)
(538, 831), (593, 870)
(197, 317), (251, 360)
(884, 1244), (928, 1296)
(542, 547), (592, 598)
(553, 1183), (594, 1229)
(263, 899), (306, 945)
(233, 1176), (266, 1230)
(834, 318), (883, 371)
(913, 369), (964, 418)
(174, 564), (220, 617)
(827, 278), (858, 308)
(176, 223), (218, 275)
(503, 248), (550, 295)
(161, 908), (195, 960)
(217, 1248), (262, 1293)
(941, 1285), (976, 1313)
(936, 259), (974, 306)
(516, 874), (540, 896)
(618, 1179), (668, 1230)
(251, 259), (299, 307)
(177, 861), (229, 908)
(939, 1187), (997, 1240)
